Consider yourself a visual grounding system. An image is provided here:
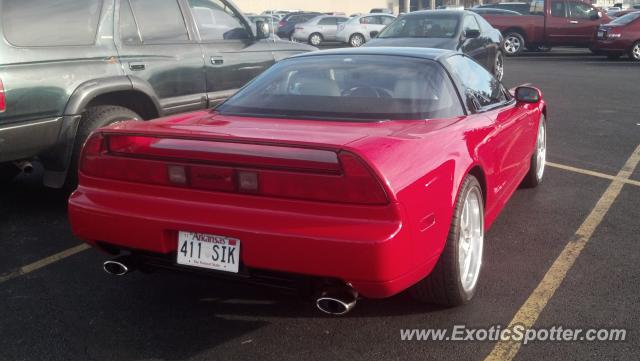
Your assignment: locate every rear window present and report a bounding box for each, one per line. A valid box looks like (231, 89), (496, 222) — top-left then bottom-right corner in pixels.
(378, 14), (460, 38)
(2, 0), (102, 47)
(217, 55), (464, 121)
(610, 11), (640, 25)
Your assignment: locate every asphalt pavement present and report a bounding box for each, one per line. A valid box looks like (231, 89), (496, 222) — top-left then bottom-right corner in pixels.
(0, 48), (639, 361)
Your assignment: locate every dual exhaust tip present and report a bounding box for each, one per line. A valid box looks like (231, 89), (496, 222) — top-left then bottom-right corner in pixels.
(102, 257), (357, 315)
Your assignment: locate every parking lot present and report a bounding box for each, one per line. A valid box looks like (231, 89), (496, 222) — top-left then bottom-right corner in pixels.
(1, 48), (639, 361)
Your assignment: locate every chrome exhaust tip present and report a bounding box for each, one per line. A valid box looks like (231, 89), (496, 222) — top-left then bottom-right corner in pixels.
(315, 284), (358, 316)
(103, 259), (130, 276)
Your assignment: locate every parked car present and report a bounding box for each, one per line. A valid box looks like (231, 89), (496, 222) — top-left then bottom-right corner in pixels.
(365, 10), (505, 80)
(336, 14), (396, 47)
(593, 11), (640, 60)
(480, 0), (610, 56)
(276, 12), (323, 40)
(0, 0), (314, 187)
(69, 47), (547, 315)
(470, 8), (524, 16)
(292, 15), (350, 45)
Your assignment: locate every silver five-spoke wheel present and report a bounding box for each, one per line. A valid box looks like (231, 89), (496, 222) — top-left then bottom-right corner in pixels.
(458, 187), (484, 294)
(536, 117), (547, 181)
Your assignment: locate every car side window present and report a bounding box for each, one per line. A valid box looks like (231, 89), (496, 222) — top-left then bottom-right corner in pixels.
(360, 16), (377, 24)
(568, 2), (596, 19)
(463, 15), (481, 32)
(318, 17), (337, 26)
(551, 1), (567, 17)
(128, 0), (189, 44)
(445, 55), (507, 111)
(530, 0), (545, 15)
(2, 0), (103, 47)
(188, 0), (250, 41)
(381, 16), (395, 25)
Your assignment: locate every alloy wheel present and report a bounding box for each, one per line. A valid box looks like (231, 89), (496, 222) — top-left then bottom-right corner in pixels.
(504, 35), (521, 55)
(536, 118), (547, 181)
(458, 187), (484, 294)
(495, 52), (504, 81)
(310, 34), (322, 46)
(632, 43), (640, 61)
(350, 34), (364, 47)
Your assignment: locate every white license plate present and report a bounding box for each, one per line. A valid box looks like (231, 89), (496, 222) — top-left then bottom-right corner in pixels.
(597, 31), (604, 38)
(177, 232), (240, 273)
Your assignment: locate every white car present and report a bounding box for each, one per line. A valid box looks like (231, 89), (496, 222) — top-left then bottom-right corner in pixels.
(336, 14), (396, 47)
(292, 15), (349, 45)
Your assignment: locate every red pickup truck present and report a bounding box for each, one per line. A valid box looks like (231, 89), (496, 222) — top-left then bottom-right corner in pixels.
(479, 0), (611, 55)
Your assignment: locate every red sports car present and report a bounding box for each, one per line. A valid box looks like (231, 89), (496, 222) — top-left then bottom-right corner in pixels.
(593, 11), (640, 61)
(69, 48), (547, 315)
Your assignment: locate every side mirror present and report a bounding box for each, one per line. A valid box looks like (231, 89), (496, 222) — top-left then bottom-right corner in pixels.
(515, 86), (542, 103)
(464, 29), (481, 39)
(370, 30), (380, 38)
(255, 21), (271, 39)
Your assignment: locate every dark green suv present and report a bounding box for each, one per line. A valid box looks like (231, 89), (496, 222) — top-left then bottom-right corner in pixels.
(0, 0), (314, 187)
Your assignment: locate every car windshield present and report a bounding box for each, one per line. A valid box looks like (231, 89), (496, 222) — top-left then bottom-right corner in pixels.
(377, 14), (460, 38)
(610, 11), (640, 25)
(217, 55), (463, 121)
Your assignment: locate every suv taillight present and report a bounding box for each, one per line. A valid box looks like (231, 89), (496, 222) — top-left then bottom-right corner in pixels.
(80, 133), (389, 205)
(0, 78), (5, 113)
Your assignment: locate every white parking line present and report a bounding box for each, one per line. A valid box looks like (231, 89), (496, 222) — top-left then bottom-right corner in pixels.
(548, 162), (640, 187)
(0, 244), (90, 284)
(485, 144), (640, 361)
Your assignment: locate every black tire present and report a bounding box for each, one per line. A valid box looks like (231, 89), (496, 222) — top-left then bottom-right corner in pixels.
(503, 32), (525, 56)
(521, 114), (546, 188)
(308, 33), (323, 46)
(63, 105), (142, 191)
(629, 41), (640, 62)
(0, 163), (21, 184)
(349, 33), (365, 47)
(410, 175), (484, 307)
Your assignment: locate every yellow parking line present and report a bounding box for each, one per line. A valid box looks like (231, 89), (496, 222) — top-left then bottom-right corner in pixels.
(0, 243), (90, 285)
(485, 144), (640, 361)
(548, 161), (640, 187)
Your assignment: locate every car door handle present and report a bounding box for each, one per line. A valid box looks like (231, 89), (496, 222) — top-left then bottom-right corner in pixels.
(210, 56), (224, 65)
(569, 20), (579, 24)
(129, 63), (146, 71)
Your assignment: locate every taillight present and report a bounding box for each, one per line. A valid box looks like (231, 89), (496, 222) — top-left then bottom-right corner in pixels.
(0, 78), (6, 113)
(79, 133), (389, 205)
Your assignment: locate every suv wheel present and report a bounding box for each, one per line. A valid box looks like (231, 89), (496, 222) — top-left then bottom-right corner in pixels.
(349, 33), (365, 47)
(64, 105), (142, 191)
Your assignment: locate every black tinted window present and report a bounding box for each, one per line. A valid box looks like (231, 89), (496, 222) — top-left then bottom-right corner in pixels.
(188, 0), (250, 40)
(130, 0), (189, 43)
(2, 0), (102, 47)
(218, 55), (464, 121)
(378, 14), (460, 38)
(445, 55), (506, 110)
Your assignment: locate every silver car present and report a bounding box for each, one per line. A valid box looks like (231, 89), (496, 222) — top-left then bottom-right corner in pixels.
(336, 14), (396, 47)
(292, 15), (349, 46)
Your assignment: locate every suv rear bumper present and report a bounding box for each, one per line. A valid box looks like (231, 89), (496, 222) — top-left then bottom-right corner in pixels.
(0, 117), (63, 162)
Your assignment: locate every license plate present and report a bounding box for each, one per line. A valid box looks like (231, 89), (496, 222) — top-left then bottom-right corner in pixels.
(177, 231), (240, 273)
(597, 31), (604, 38)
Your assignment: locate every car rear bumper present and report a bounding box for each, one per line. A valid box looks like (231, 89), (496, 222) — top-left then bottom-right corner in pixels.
(69, 180), (435, 298)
